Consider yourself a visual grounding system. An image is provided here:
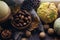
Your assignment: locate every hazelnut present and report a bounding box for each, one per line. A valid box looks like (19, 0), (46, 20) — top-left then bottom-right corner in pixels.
(23, 23), (27, 26)
(26, 31), (31, 37)
(48, 28), (54, 34)
(19, 23), (23, 27)
(19, 14), (21, 17)
(27, 21), (29, 23)
(21, 15), (24, 19)
(25, 17), (28, 20)
(28, 16), (31, 19)
(21, 38), (28, 40)
(39, 32), (46, 38)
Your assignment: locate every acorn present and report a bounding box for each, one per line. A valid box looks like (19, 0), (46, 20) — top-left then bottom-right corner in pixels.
(39, 32), (46, 38)
(25, 30), (31, 37)
(1, 29), (12, 39)
(0, 1), (11, 22)
(48, 28), (54, 34)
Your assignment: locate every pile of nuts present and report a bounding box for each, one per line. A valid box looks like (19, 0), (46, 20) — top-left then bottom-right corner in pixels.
(11, 10), (32, 29)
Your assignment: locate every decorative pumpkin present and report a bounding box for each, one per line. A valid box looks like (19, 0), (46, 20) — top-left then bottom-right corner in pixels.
(37, 2), (58, 23)
(0, 1), (11, 22)
(54, 18), (60, 35)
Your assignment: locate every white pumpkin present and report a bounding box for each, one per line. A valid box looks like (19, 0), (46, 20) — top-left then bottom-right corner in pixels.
(0, 1), (11, 22)
(54, 18), (60, 35)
